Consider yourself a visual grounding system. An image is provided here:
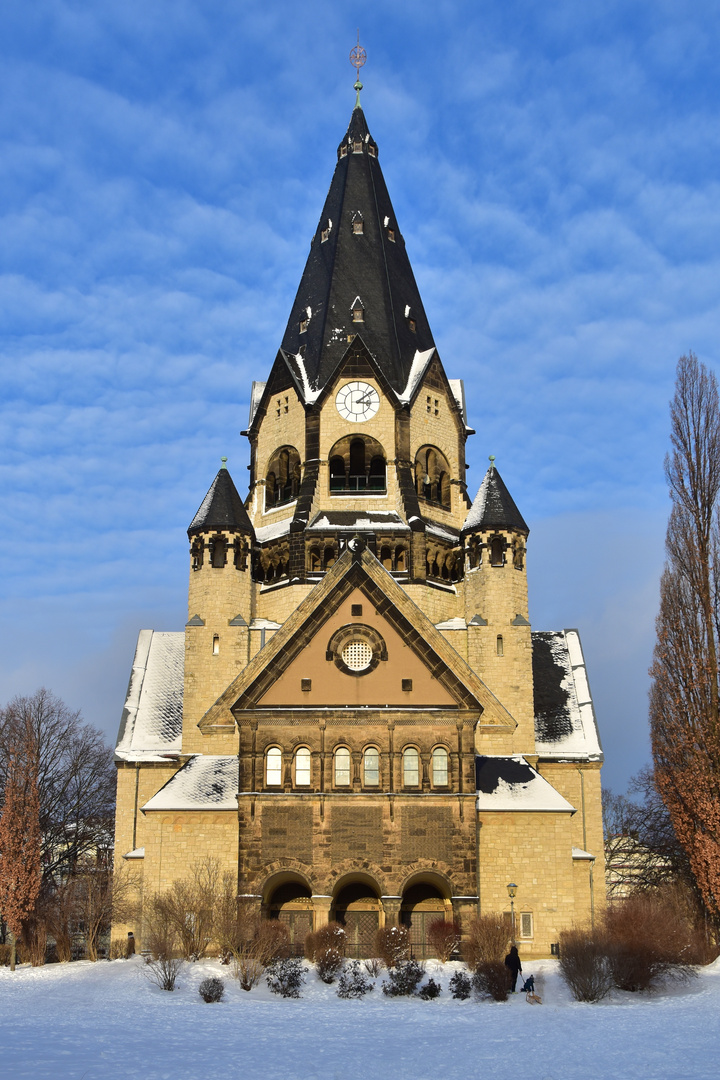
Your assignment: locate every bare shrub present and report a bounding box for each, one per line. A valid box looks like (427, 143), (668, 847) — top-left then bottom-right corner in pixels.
(214, 872), (241, 964)
(316, 946), (344, 984)
(338, 960), (374, 998)
(363, 957), (383, 977)
(147, 860), (219, 961)
(382, 959), (425, 996)
(109, 940), (126, 961)
(374, 924), (409, 969)
(0, 943), (12, 967)
(232, 904), (290, 991)
(463, 914), (509, 971)
(199, 976), (225, 1002)
(472, 961), (509, 1002)
(559, 929), (613, 1002)
(304, 921), (346, 961)
(427, 917), (462, 962)
(144, 954), (184, 992)
(604, 892), (697, 992)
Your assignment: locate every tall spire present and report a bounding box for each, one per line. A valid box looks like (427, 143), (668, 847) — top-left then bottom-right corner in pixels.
(278, 98), (437, 397)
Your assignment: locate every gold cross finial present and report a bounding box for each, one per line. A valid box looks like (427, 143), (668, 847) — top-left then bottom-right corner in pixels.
(350, 30), (366, 106)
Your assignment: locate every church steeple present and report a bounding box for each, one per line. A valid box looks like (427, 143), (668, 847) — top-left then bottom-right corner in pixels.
(279, 103), (437, 397)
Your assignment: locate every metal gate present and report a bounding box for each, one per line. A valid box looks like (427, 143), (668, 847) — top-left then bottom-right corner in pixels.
(276, 910), (313, 956)
(337, 909), (379, 958)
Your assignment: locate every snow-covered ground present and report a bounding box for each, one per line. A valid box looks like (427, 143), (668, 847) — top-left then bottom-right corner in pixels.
(2, 956), (719, 1080)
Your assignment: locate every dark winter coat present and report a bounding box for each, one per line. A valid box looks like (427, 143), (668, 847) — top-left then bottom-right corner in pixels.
(504, 946), (522, 974)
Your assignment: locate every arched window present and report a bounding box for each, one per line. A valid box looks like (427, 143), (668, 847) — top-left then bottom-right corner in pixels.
(328, 435), (386, 494)
(334, 747), (351, 786)
(415, 446), (451, 509)
(265, 446), (301, 510)
(363, 747), (380, 787)
(432, 747), (449, 787)
(381, 545), (392, 571)
(490, 536), (505, 566)
(403, 747), (420, 787)
(295, 748), (311, 787)
(266, 747), (282, 787)
(308, 546), (321, 572)
(210, 536), (227, 568)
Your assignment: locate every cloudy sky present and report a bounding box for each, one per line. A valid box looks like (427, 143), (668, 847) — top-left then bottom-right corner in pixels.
(2, 0), (719, 794)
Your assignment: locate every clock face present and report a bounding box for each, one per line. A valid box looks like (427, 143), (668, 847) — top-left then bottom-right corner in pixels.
(335, 381), (380, 422)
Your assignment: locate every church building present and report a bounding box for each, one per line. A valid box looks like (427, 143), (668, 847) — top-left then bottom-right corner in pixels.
(113, 82), (604, 959)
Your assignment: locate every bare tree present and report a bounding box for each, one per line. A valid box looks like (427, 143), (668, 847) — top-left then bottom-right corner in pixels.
(0, 715), (42, 969)
(650, 353), (720, 918)
(0, 689), (116, 886)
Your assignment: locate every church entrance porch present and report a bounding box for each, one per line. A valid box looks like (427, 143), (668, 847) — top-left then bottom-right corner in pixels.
(400, 882), (448, 960)
(267, 881), (313, 956)
(332, 881), (381, 958)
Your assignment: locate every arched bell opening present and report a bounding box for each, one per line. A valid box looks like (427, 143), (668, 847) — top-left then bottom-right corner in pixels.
(400, 881), (451, 960)
(332, 879), (382, 959)
(266, 879), (313, 957)
(328, 435), (386, 494)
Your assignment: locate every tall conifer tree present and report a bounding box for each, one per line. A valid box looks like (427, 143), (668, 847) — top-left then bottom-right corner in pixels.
(650, 353), (720, 917)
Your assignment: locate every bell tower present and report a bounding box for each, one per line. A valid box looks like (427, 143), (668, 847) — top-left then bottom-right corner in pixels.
(462, 458), (534, 749)
(183, 458), (254, 753)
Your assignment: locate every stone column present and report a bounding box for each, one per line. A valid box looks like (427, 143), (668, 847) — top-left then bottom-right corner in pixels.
(311, 895), (332, 932)
(381, 896), (402, 929)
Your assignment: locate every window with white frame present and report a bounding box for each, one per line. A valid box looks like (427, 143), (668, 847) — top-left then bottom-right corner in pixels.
(403, 747), (420, 787)
(334, 747), (351, 786)
(295, 747), (311, 787)
(363, 747), (379, 786)
(431, 747), (448, 787)
(266, 747), (282, 786)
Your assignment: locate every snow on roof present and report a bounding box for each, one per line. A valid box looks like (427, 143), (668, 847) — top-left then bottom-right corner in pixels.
(435, 616), (467, 630)
(475, 755), (575, 813)
(572, 847), (596, 861)
(532, 630), (603, 761)
(249, 618), (282, 630)
(256, 517), (293, 544)
(396, 348), (435, 403)
(249, 381), (266, 426)
(283, 350), (322, 404)
(448, 379), (467, 423)
(426, 522), (460, 544)
(307, 510), (410, 532)
(123, 847), (145, 860)
(115, 631), (183, 762)
(142, 755), (238, 812)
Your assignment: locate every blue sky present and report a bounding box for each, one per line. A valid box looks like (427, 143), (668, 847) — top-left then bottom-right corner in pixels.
(2, 0), (719, 794)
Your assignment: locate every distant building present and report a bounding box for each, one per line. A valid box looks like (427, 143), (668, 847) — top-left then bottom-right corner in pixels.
(113, 90), (605, 958)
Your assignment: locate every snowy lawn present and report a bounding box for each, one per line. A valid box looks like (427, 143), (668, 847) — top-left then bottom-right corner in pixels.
(2, 956), (719, 1080)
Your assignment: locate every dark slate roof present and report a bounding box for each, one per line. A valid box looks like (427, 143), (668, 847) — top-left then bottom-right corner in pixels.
(462, 465), (529, 534)
(188, 466), (254, 537)
(475, 755), (575, 812)
(279, 105), (437, 396)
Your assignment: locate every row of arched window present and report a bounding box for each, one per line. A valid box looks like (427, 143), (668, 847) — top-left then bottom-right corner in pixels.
(263, 442), (455, 510)
(264, 745), (450, 789)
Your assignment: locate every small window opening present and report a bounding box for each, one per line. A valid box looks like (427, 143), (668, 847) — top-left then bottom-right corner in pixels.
(340, 145), (348, 158)
(368, 145), (376, 157)
(434, 398), (439, 416)
(490, 536), (505, 566)
(426, 396), (432, 413)
(212, 635), (220, 655)
(520, 912), (533, 939)
(351, 604), (363, 617)
(299, 318), (308, 333)
(402, 679), (413, 692)
(353, 139), (363, 153)
(363, 747), (379, 786)
(301, 678), (312, 692)
(496, 635), (504, 657)
(387, 228), (395, 242)
(321, 229), (329, 242)
(352, 212), (364, 234)
(334, 747), (352, 786)
(352, 304), (364, 323)
(408, 318), (416, 333)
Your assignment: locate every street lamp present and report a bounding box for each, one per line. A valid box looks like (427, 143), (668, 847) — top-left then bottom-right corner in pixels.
(507, 882), (518, 942)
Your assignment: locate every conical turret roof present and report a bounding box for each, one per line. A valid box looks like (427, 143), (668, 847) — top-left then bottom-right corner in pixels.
(462, 463), (529, 535)
(188, 463), (254, 537)
(279, 104), (436, 396)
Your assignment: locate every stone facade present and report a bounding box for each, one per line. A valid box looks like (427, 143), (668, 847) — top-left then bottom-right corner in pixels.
(112, 97), (605, 960)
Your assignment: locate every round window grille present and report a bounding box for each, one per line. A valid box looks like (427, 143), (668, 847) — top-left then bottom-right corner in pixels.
(342, 640), (374, 671)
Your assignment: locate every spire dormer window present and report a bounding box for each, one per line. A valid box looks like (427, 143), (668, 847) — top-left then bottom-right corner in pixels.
(351, 296), (364, 323)
(353, 139), (363, 153)
(321, 219), (332, 243)
(352, 211), (364, 235)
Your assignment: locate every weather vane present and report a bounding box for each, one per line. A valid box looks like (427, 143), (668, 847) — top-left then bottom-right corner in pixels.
(350, 29), (366, 106)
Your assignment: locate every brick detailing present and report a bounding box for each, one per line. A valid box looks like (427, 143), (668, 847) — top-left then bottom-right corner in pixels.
(330, 806), (383, 862)
(400, 806), (453, 862)
(261, 803), (313, 863)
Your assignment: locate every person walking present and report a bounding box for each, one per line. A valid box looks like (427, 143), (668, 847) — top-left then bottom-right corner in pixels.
(504, 944), (522, 992)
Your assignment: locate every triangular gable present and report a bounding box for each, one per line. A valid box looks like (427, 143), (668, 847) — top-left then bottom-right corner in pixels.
(198, 542), (516, 730)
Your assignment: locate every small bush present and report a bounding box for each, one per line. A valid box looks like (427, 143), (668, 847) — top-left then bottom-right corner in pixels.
(463, 915), (509, 971)
(374, 925), (410, 969)
(382, 959), (425, 997)
(316, 946), (345, 984)
(604, 893), (697, 992)
(232, 913), (291, 991)
(559, 930), (613, 1002)
(418, 977), (442, 1000)
(108, 940), (126, 961)
(144, 955), (184, 992)
(337, 960), (375, 999)
(199, 976), (225, 1002)
(449, 971), (472, 999)
(472, 961), (509, 1002)
(427, 918), (462, 962)
(364, 957), (383, 977)
(266, 956), (306, 998)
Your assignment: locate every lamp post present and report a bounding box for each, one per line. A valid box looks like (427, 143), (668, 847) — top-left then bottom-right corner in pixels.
(507, 882), (518, 943)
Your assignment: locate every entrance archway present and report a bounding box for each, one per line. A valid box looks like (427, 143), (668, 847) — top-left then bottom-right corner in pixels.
(400, 883), (448, 960)
(267, 880), (313, 956)
(333, 881), (381, 958)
